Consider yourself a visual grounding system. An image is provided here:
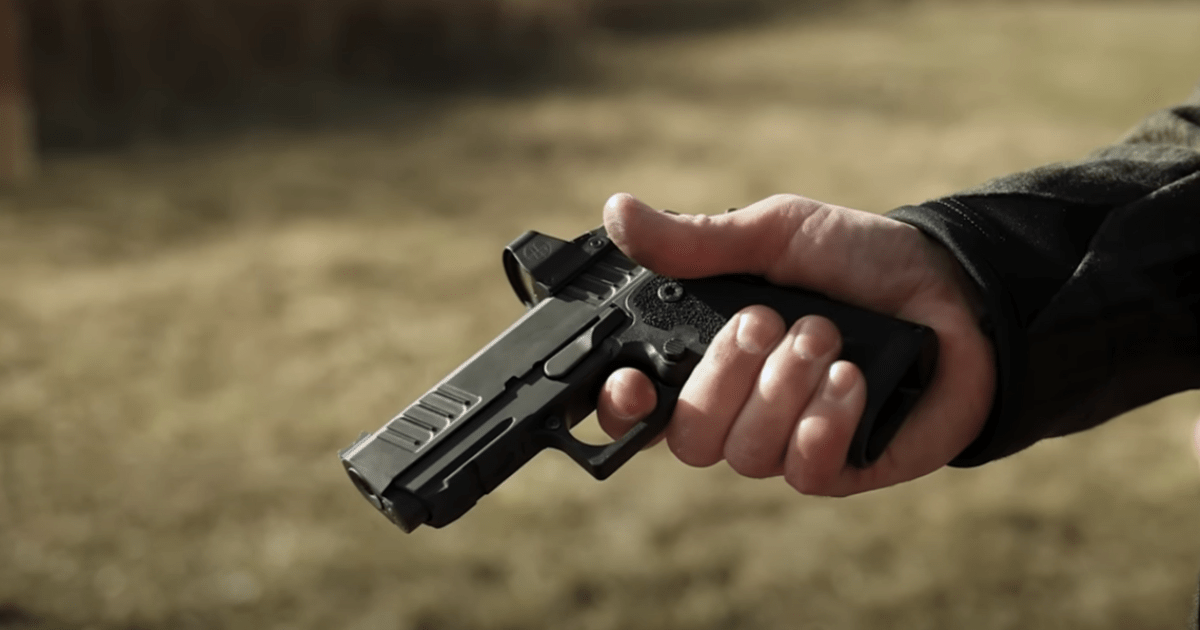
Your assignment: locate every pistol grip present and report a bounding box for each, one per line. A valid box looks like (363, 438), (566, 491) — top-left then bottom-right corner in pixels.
(624, 273), (938, 468)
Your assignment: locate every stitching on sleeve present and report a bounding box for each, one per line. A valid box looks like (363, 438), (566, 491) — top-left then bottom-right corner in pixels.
(933, 198), (1006, 243)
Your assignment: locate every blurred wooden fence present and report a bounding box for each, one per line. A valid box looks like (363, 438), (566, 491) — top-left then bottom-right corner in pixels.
(0, 0), (34, 183)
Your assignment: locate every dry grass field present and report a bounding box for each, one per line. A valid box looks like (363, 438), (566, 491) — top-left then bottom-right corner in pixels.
(3, 2), (1200, 629)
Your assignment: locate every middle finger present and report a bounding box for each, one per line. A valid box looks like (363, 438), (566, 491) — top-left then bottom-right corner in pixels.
(723, 315), (842, 478)
(665, 305), (785, 467)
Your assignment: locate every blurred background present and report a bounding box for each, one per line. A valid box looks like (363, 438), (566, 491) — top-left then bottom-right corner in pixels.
(2, 0), (1200, 628)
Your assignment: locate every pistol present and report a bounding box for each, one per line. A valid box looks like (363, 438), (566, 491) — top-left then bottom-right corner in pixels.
(339, 225), (937, 533)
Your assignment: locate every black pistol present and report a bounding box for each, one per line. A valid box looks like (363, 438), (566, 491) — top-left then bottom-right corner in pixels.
(339, 225), (937, 533)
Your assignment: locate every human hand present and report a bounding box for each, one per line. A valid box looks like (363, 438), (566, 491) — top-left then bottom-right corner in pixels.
(595, 193), (996, 496)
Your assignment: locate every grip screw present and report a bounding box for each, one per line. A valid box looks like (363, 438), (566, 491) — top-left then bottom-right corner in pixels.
(657, 281), (684, 303)
(587, 237), (606, 249)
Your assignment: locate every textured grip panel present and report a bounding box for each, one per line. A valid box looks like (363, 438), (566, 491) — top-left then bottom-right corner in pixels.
(630, 275), (727, 343)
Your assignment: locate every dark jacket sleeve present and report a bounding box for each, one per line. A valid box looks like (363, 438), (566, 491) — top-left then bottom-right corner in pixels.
(886, 83), (1200, 467)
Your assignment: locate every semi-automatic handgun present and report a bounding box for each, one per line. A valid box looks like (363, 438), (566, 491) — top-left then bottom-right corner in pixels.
(339, 225), (938, 533)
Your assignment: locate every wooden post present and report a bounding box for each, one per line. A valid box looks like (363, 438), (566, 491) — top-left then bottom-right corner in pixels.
(0, 0), (34, 183)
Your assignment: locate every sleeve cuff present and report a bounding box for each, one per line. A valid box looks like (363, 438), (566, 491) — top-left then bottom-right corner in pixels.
(886, 202), (1027, 467)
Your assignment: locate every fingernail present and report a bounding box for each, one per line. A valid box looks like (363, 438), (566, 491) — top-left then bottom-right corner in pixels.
(823, 361), (857, 401)
(735, 313), (775, 355)
(792, 317), (836, 360)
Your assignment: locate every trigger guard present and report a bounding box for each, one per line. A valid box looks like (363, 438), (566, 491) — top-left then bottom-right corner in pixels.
(542, 379), (679, 480)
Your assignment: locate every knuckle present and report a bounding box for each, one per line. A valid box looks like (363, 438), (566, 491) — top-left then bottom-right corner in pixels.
(723, 440), (754, 474)
(678, 451), (720, 469)
(770, 193), (827, 218)
(784, 469), (828, 496)
(765, 193), (804, 208)
(725, 447), (775, 479)
(825, 485), (854, 498)
(724, 453), (753, 476)
(784, 460), (839, 496)
(682, 212), (715, 231)
(667, 435), (720, 469)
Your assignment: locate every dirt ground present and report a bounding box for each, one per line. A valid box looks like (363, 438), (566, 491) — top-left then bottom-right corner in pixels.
(3, 2), (1200, 629)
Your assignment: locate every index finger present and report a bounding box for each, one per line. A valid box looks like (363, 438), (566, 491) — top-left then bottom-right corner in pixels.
(596, 367), (660, 444)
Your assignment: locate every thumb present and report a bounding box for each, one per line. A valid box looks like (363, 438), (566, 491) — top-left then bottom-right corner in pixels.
(603, 192), (790, 279)
(602, 193), (930, 312)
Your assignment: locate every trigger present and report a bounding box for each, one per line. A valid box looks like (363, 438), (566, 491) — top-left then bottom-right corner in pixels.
(544, 307), (627, 379)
